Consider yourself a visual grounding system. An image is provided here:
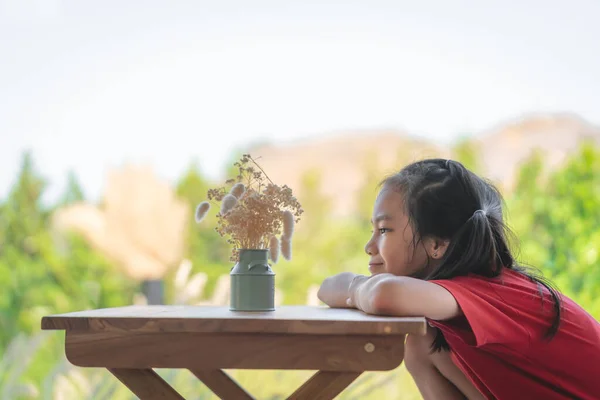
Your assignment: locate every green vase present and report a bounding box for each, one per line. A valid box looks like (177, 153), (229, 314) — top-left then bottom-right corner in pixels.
(230, 249), (275, 311)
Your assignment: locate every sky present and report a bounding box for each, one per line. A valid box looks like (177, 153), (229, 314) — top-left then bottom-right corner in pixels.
(1, 0), (599, 204)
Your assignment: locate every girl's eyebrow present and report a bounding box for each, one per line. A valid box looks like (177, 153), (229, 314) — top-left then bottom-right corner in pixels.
(370, 213), (393, 224)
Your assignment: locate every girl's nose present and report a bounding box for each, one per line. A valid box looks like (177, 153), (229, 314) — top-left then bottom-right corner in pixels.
(365, 237), (376, 256)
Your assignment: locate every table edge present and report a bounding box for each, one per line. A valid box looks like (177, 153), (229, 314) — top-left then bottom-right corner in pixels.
(41, 314), (428, 336)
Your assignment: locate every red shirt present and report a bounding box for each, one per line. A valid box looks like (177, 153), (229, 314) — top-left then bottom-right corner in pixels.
(429, 268), (600, 399)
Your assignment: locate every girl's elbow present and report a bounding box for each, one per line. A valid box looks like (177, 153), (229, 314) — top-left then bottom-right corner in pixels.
(369, 280), (400, 315)
(371, 277), (409, 317)
(370, 294), (390, 314)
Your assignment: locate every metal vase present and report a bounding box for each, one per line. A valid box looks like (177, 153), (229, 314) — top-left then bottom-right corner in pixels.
(230, 249), (275, 311)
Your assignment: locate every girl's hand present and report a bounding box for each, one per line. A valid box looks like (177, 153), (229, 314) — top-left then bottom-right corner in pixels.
(347, 273), (391, 312)
(317, 272), (366, 308)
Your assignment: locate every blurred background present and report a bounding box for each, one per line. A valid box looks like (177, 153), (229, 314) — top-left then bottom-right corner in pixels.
(1, 1), (599, 398)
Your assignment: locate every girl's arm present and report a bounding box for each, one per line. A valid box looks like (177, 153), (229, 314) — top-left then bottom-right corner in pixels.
(317, 272), (365, 308)
(347, 274), (462, 321)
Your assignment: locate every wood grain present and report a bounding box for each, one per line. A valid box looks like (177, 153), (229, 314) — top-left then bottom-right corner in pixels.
(41, 305), (427, 336)
(287, 371), (361, 400)
(65, 331), (406, 371)
(190, 369), (255, 399)
(108, 368), (185, 399)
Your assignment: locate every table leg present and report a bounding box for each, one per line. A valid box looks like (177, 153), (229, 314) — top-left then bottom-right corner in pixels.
(190, 369), (255, 399)
(108, 368), (185, 400)
(287, 371), (362, 400)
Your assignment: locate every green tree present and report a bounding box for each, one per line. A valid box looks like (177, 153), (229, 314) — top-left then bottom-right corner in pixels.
(174, 160), (230, 298)
(277, 168), (372, 304)
(0, 152), (48, 347)
(0, 152), (135, 385)
(356, 151), (384, 229)
(452, 136), (481, 172)
(275, 168), (332, 303)
(58, 170), (85, 206)
(508, 142), (600, 317)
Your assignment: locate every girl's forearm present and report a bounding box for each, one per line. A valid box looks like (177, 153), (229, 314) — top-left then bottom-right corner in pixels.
(349, 274), (462, 320)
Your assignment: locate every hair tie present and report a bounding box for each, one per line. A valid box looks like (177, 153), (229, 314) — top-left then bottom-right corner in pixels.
(473, 209), (487, 217)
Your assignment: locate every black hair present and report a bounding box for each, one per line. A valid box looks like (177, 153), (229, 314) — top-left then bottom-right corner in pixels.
(380, 158), (562, 352)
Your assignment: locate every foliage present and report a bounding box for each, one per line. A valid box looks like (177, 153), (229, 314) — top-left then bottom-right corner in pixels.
(57, 171), (85, 207)
(0, 153), (136, 391)
(507, 142), (600, 317)
(452, 136), (481, 172)
(173, 161), (231, 299)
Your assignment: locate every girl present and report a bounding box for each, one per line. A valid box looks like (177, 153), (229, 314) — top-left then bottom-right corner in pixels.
(318, 158), (600, 399)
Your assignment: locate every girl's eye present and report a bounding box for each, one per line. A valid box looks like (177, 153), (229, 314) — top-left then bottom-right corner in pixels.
(378, 228), (390, 234)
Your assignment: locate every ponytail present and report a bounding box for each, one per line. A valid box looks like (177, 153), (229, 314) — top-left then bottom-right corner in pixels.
(426, 208), (503, 280)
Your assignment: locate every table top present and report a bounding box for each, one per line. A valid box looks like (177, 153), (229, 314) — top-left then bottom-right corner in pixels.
(41, 305), (427, 336)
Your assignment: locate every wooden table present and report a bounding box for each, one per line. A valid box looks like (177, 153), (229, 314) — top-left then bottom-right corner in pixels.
(42, 305), (427, 399)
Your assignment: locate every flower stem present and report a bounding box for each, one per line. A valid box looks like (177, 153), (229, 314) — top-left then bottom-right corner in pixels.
(249, 155), (275, 185)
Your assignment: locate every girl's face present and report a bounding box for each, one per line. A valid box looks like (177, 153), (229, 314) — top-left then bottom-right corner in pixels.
(364, 188), (430, 277)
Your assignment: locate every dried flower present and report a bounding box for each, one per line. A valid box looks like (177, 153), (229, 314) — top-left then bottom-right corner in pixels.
(281, 237), (292, 261)
(282, 210), (294, 240)
(196, 154), (303, 262)
(220, 194), (238, 215)
(269, 235), (280, 263)
(195, 201), (211, 223)
(230, 183), (246, 199)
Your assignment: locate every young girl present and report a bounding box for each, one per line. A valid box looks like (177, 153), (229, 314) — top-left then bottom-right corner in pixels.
(318, 158), (600, 399)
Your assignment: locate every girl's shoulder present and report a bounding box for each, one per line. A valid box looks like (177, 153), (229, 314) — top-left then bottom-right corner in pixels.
(443, 267), (548, 295)
(433, 267), (561, 316)
(430, 267), (599, 346)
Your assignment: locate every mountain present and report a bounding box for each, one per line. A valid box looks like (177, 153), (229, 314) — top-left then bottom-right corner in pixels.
(475, 113), (600, 190)
(249, 130), (448, 216)
(248, 113), (600, 216)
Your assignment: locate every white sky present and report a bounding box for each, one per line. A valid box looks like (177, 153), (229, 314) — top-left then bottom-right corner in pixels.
(1, 0), (599, 204)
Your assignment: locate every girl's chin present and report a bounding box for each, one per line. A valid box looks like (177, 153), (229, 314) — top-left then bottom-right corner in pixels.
(369, 267), (386, 275)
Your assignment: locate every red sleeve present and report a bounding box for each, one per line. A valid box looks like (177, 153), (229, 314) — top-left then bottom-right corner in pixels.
(427, 273), (545, 348)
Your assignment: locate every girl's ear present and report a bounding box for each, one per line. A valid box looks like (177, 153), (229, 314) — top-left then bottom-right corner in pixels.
(423, 236), (450, 260)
